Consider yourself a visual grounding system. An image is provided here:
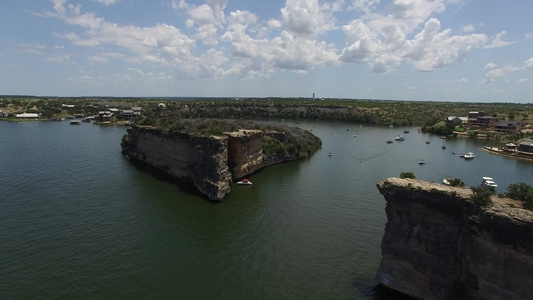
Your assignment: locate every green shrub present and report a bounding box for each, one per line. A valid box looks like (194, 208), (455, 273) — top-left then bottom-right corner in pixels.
(449, 178), (465, 187)
(400, 172), (416, 179)
(506, 182), (533, 210)
(470, 186), (494, 207)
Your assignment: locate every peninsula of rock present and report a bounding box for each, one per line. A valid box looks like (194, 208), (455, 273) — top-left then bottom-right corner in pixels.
(121, 119), (321, 201)
(376, 178), (533, 300)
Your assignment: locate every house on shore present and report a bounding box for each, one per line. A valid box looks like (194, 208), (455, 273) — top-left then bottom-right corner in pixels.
(446, 111), (523, 134)
(98, 111), (114, 122)
(446, 116), (462, 126)
(467, 111), (499, 128)
(495, 120), (523, 134)
(518, 140), (533, 153)
(122, 110), (134, 120)
(467, 111), (484, 126)
(132, 107), (143, 117)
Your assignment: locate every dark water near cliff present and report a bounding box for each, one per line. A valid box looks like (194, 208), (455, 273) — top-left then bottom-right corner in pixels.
(1, 120), (532, 299)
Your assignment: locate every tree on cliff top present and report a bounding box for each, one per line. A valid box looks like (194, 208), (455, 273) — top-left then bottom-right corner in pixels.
(506, 183), (533, 210)
(400, 172), (416, 179)
(470, 186), (494, 207)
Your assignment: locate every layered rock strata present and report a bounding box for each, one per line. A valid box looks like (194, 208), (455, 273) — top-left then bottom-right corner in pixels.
(122, 125), (317, 201)
(376, 178), (533, 300)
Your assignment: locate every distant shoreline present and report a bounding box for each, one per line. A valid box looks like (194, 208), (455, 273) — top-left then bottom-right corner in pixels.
(482, 146), (533, 161)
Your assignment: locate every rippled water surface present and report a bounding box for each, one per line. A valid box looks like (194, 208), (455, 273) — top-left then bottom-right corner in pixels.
(1, 120), (532, 299)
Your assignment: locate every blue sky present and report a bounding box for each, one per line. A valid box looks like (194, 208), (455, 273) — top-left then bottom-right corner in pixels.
(1, 0), (532, 102)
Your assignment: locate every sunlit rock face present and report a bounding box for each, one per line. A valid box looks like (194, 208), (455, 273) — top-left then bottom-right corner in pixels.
(376, 178), (533, 300)
(122, 126), (312, 201)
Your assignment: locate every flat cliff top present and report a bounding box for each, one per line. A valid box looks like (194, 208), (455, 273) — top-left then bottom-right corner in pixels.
(379, 177), (533, 223)
(225, 129), (262, 137)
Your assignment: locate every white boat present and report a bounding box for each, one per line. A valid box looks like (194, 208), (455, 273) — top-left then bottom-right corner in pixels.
(481, 177), (498, 189)
(328, 152), (333, 156)
(237, 179), (252, 185)
(418, 160), (426, 165)
(463, 152), (476, 159)
(443, 178), (451, 185)
(395, 135), (405, 141)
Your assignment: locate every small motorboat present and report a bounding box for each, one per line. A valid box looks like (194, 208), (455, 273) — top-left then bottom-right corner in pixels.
(418, 160), (426, 165)
(463, 152), (476, 159)
(237, 179), (252, 185)
(481, 177), (498, 189)
(442, 146), (446, 149)
(386, 140), (393, 144)
(426, 141), (430, 144)
(404, 130), (410, 133)
(328, 152), (333, 156)
(395, 135), (405, 141)
(443, 178), (451, 185)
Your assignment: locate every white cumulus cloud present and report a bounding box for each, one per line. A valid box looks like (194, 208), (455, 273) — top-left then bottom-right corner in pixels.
(39, 0), (502, 81)
(524, 58), (533, 69)
(91, 0), (120, 6)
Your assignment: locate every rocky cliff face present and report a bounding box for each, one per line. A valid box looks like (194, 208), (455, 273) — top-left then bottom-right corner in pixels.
(376, 178), (533, 300)
(122, 125), (316, 201)
(123, 126), (232, 201)
(226, 130), (265, 179)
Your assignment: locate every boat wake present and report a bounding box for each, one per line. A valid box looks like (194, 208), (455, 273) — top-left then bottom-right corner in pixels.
(332, 145), (394, 163)
(357, 148), (394, 163)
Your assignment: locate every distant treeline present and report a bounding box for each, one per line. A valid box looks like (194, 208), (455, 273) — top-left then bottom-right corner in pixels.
(2, 96), (532, 127)
(142, 99), (533, 127)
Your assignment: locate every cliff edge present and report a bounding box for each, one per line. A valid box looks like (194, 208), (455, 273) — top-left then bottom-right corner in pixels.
(122, 122), (320, 201)
(376, 178), (533, 300)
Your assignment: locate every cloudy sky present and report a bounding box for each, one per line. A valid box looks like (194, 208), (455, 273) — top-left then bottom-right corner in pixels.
(1, 0), (532, 102)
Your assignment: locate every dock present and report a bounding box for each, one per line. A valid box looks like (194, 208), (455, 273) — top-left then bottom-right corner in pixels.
(482, 146), (533, 161)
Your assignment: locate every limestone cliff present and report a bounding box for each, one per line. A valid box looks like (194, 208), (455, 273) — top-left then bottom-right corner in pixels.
(226, 130), (265, 179)
(122, 126), (232, 201)
(376, 178), (533, 300)
(122, 124), (320, 201)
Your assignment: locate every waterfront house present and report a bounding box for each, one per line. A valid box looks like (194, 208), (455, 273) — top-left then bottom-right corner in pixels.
(98, 111), (114, 122)
(495, 120), (522, 134)
(467, 111), (485, 126)
(446, 116), (462, 125)
(476, 116), (499, 128)
(122, 110), (134, 120)
(0, 109), (7, 117)
(518, 140), (533, 153)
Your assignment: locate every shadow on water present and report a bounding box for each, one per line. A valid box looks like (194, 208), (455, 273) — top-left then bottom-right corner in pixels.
(373, 284), (418, 300)
(125, 156), (212, 202)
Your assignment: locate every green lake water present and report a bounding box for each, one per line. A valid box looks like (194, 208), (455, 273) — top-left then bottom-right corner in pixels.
(1, 120), (532, 299)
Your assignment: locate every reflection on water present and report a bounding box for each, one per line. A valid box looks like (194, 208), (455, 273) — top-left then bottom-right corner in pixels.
(0, 120), (531, 299)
